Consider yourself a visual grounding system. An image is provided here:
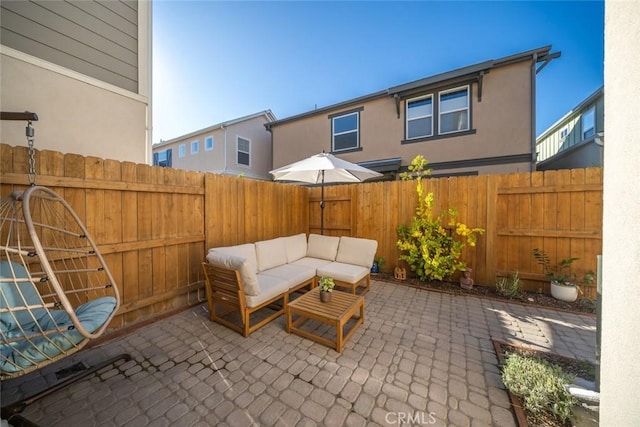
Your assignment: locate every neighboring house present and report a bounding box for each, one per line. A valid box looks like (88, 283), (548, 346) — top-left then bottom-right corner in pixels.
(535, 86), (604, 171)
(152, 110), (276, 180)
(0, 0), (151, 163)
(268, 46), (560, 179)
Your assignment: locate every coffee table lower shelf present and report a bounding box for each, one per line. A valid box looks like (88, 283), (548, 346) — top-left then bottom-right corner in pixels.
(286, 287), (364, 353)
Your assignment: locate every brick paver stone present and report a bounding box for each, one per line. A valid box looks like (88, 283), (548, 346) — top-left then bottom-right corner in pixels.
(4, 280), (596, 427)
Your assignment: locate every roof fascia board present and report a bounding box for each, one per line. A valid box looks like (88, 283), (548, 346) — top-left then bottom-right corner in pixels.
(156, 110), (275, 147)
(536, 86), (604, 141)
(266, 90), (388, 128)
(268, 46), (556, 129)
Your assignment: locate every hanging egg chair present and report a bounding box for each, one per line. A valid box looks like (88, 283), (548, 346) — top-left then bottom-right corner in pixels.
(1, 112), (129, 420)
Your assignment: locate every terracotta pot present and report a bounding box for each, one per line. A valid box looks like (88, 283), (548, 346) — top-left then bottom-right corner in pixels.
(320, 290), (332, 303)
(551, 281), (578, 302)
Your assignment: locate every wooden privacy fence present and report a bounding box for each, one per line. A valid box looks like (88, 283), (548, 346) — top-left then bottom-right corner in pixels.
(0, 142), (602, 333)
(310, 167), (602, 298)
(0, 144), (308, 330)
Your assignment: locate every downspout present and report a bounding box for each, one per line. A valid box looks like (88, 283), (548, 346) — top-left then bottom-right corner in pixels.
(530, 53), (537, 172)
(221, 124), (227, 174)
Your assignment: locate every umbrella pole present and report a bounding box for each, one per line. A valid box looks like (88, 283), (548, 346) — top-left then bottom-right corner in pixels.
(320, 170), (325, 235)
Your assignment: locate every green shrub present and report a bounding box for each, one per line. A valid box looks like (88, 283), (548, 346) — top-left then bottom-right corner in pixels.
(396, 156), (484, 281)
(502, 352), (577, 424)
(496, 272), (522, 298)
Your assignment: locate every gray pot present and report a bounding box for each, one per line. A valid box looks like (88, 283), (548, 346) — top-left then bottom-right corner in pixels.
(320, 290), (332, 303)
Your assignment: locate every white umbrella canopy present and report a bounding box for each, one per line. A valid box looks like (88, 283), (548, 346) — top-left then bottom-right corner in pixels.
(270, 152), (383, 184)
(269, 152), (383, 234)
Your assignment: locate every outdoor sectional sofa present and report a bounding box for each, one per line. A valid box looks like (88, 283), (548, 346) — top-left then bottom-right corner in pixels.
(202, 233), (377, 337)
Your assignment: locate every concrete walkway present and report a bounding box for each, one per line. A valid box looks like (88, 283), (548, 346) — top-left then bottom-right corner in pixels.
(1, 280), (596, 426)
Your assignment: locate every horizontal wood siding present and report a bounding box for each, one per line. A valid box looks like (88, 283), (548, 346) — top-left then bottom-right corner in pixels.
(1, 0), (138, 92)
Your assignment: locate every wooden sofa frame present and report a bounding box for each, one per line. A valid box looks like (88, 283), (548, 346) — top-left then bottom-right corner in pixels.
(201, 263), (314, 337)
(331, 274), (371, 295)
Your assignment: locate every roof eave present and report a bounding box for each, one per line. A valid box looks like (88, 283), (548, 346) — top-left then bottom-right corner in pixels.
(155, 110), (276, 147)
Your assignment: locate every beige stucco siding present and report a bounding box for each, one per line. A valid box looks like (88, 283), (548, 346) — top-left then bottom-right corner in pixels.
(272, 60), (533, 174)
(1, 53), (148, 163)
(154, 115), (273, 180)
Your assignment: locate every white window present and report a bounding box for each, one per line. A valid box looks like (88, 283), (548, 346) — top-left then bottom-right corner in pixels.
(237, 137), (250, 166)
(178, 144), (186, 158)
(582, 106), (595, 140)
(191, 140), (199, 154)
(406, 95), (433, 139)
(560, 127), (568, 141)
(332, 112), (359, 151)
(205, 136), (214, 151)
(439, 86), (469, 134)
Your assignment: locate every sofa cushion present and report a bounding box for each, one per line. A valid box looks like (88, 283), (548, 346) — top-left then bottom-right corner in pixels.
(317, 262), (369, 285)
(260, 264), (315, 290)
(284, 233), (308, 263)
(246, 275), (289, 308)
(209, 243), (258, 274)
(335, 236), (378, 268)
(255, 238), (288, 272)
(290, 257), (333, 271)
(206, 252), (261, 296)
(306, 234), (340, 261)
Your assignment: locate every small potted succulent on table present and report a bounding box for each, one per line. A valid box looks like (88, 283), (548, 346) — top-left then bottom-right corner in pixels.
(318, 276), (335, 303)
(532, 248), (595, 302)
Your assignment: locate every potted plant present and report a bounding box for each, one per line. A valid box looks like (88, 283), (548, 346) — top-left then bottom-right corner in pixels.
(532, 249), (595, 302)
(371, 256), (385, 274)
(318, 276), (335, 302)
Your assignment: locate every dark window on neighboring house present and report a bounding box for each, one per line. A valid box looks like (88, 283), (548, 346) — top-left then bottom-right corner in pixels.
(153, 149), (172, 167)
(237, 137), (250, 166)
(582, 106), (595, 140)
(407, 96), (433, 139)
(560, 127), (568, 141)
(332, 111), (359, 151)
(405, 85), (470, 140)
(439, 86), (470, 134)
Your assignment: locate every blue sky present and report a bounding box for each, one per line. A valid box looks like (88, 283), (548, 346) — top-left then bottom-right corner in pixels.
(152, 1), (604, 144)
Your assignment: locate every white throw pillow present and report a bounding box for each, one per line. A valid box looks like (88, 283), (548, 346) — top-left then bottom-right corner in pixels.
(209, 243), (258, 274)
(206, 252), (261, 296)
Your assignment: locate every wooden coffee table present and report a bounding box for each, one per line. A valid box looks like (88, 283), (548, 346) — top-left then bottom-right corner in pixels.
(286, 287), (364, 353)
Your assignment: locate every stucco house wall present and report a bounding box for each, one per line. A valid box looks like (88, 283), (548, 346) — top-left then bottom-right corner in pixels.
(270, 47), (553, 178)
(152, 111), (275, 180)
(600, 0), (640, 424)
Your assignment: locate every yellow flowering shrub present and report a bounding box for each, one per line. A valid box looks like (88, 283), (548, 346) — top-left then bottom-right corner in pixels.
(396, 156), (484, 281)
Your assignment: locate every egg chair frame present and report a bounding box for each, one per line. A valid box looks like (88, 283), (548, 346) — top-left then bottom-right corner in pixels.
(1, 112), (130, 420)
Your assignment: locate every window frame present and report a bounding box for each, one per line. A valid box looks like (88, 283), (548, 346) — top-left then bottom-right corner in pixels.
(438, 85), (470, 135)
(204, 136), (214, 151)
(178, 143), (186, 158)
(582, 106), (595, 140)
(236, 136), (251, 167)
(191, 139), (199, 154)
(331, 110), (360, 152)
(406, 94), (434, 140)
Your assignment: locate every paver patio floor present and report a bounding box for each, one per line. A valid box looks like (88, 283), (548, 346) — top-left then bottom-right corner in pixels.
(1, 280), (596, 426)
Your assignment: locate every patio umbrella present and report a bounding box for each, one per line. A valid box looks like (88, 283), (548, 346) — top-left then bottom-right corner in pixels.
(269, 152), (383, 234)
